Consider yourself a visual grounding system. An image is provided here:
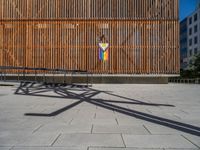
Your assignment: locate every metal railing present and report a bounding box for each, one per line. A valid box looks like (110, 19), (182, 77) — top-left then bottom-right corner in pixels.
(169, 78), (200, 84)
(0, 66), (92, 86)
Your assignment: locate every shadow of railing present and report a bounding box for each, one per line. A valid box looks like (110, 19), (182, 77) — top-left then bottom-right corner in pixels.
(14, 82), (200, 137)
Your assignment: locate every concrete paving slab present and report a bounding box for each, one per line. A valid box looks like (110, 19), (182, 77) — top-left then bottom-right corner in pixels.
(0, 84), (200, 149)
(36, 123), (92, 134)
(15, 133), (60, 147)
(70, 118), (118, 125)
(0, 147), (12, 150)
(116, 118), (149, 126)
(122, 135), (198, 149)
(89, 148), (164, 150)
(11, 147), (87, 150)
(164, 149), (199, 150)
(0, 131), (31, 147)
(144, 124), (185, 135)
(72, 114), (96, 120)
(182, 134), (200, 148)
(53, 133), (125, 147)
(95, 112), (116, 119)
(93, 125), (149, 134)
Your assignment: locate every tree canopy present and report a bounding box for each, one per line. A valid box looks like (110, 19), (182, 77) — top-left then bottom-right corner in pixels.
(180, 53), (200, 78)
(193, 53), (200, 75)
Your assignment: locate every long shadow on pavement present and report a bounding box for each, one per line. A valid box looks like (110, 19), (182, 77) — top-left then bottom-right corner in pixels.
(15, 82), (200, 136)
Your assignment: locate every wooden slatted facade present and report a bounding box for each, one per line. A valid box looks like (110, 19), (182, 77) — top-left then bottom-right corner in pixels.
(0, 0), (179, 75)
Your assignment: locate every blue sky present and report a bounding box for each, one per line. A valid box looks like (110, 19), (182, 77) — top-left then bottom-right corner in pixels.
(180, 0), (197, 21)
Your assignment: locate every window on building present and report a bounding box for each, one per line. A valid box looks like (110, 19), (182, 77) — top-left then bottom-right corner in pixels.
(189, 17), (192, 24)
(189, 28), (192, 35)
(181, 59), (183, 63)
(189, 39), (192, 46)
(194, 13), (198, 22)
(194, 25), (198, 33)
(194, 48), (198, 54)
(190, 49), (193, 56)
(183, 49), (187, 58)
(194, 36), (198, 44)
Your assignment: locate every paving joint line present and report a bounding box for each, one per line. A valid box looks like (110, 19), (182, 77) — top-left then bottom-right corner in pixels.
(180, 109), (188, 114)
(9, 146), (15, 150)
(115, 118), (119, 125)
(91, 124), (94, 133)
(89, 146), (128, 149)
(51, 133), (61, 146)
(93, 113), (96, 119)
(181, 134), (200, 149)
(146, 109), (152, 113)
(173, 114), (181, 119)
(68, 118), (73, 125)
(143, 124), (152, 134)
(120, 133), (126, 148)
(32, 124), (43, 133)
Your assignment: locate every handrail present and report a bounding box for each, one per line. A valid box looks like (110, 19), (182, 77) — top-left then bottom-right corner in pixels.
(169, 78), (200, 84)
(0, 66), (92, 86)
(0, 66), (88, 74)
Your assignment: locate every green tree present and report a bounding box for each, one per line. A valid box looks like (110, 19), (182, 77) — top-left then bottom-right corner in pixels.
(180, 54), (200, 78)
(180, 69), (195, 78)
(193, 53), (200, 77)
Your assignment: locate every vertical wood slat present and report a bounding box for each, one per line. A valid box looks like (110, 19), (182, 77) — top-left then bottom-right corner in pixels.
(0, 0), (179, 75)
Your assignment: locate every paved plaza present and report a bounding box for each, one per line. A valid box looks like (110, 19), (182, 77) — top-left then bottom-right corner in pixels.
(0, 82), (200, 150)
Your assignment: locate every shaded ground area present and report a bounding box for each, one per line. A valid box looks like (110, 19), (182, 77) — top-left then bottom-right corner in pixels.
(0, 82), (200, 150)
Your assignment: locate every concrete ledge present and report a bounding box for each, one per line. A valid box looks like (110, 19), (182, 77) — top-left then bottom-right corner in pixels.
(1, 75), (168, 84)
(91, 76), (168, 84)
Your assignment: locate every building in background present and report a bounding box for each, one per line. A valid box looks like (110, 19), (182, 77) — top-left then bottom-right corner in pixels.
(180, 18), (188, 69)
(0, 0), (179, 83)
(180, 4), (200, 70)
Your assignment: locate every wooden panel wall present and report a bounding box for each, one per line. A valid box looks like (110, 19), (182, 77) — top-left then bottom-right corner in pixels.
(0, 0), (180, 74)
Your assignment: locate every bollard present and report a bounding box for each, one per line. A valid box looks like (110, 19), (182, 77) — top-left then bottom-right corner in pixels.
(34, 70), (37, 83)
(64, 71), (66, 84)
(195, 79), (198, 84)
(4, 70), (6, 82)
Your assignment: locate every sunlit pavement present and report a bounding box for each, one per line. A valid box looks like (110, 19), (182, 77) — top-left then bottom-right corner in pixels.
(0, 82), (200, 150)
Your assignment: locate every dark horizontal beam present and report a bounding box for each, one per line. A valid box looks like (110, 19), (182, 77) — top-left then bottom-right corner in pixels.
(0, 66), (89, 74)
